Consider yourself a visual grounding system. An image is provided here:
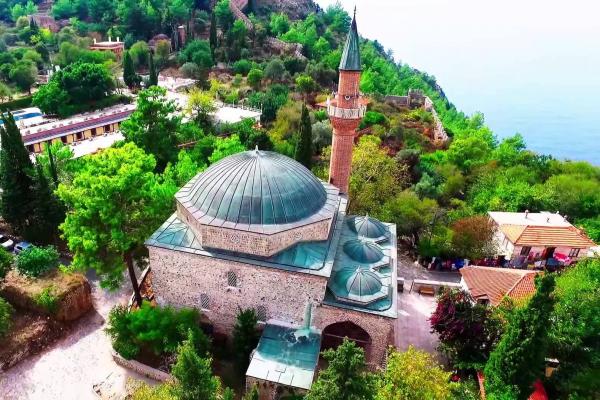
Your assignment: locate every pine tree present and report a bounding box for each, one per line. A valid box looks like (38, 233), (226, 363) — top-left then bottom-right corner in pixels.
(232, 308), (259, 373)
(171, 331), (221, 400)
(294, 103), (313, 169)
(123, 51), (137, 89)
(29, 18), (39, 35)
(26, 163), (65, 244)
(0, 113), (34, 232)
(484, 274), (556, 399)
(148, 51), (158, 87)
(209, 12), (218, 54)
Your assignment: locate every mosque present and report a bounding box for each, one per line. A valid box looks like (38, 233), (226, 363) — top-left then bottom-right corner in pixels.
(146, 13), (398, 397)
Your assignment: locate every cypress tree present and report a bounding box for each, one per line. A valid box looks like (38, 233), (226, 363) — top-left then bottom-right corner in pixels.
(209, 12), (217, 53)
(148, 51), (158, 87)
(294, 103), (313, 169)
(0, 113), (34, 232)
(123, 50), (137, 89)
(46, 143), (59, 188)
(26, 163), (65, 244)
(484, 274), (556, 399)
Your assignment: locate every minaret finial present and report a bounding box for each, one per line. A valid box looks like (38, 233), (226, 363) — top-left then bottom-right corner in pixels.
(354, 5), (357, 19)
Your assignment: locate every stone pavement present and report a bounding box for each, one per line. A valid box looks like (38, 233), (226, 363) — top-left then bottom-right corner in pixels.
(0, 271), (148, 400)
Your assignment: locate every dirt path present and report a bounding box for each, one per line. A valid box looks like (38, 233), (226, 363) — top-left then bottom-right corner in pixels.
(0, 272), (146, 400)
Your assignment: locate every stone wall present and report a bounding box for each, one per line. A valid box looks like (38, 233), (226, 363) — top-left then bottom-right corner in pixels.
(111, 350), (172, 382)
(312, 304), (395, 367)
(177, 202), (333, 257)
(149, 246), (329, 334)
(423, 96), (448, 143)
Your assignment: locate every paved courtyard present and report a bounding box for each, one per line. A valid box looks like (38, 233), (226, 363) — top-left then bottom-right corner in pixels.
(0, 272), (146, 400)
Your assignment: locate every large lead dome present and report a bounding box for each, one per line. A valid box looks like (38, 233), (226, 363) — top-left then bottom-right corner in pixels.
(176, 150), (328, 226)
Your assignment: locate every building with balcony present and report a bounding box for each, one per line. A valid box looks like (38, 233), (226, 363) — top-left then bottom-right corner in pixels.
(89, 37), (124, 58)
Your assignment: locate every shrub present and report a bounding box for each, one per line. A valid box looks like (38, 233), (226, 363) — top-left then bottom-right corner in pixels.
(233, 308), (259, 372)
(0, 247), (13, 280)
(35, 285), (59, 314)
(0, 297), (13, 338)
(15, 245), (60, 277)
(359, 111), (387, 129)
(233, 59), (252, 76)
(106, 302), (209, 360)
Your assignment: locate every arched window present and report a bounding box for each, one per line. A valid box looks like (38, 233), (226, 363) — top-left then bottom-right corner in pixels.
(200, 293), (210, 310)
(256, 305), (267, 322)
(227, 270), (238, 287)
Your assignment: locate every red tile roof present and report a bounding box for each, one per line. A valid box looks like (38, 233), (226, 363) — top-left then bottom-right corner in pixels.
(460, 266), (539, 306)
(500, 224), (595, 248)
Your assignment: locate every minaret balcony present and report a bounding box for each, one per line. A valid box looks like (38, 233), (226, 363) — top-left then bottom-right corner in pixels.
(327, 104), (367, 120)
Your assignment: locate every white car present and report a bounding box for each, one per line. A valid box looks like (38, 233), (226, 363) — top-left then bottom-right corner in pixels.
(0, 235), (14, 251)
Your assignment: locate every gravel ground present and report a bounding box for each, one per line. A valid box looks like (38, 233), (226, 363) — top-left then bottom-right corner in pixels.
(0, 271), (147, 400)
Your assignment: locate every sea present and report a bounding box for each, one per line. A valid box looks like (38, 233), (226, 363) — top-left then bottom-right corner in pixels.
(316, 0), (600, 164)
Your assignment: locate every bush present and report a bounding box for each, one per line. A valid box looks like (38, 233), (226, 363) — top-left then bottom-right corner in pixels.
(15, 245), (60, 277)
(233, 59), (252, 76)
(106, 302), (209, 360)
(359, 111), (387, 129)
(0, 247), (13, 280)
(0, 297), (13, 338)
(35, 285), (59, 313)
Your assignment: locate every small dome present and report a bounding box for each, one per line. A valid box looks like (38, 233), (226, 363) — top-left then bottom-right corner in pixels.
(176, 150), (328, 226)
(343, 239), (384, 263)
(347, 215), (388, 239)
(346, 268), (383, 297)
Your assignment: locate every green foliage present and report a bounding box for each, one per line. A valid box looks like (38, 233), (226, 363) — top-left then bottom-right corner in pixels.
(450, 215), (497, 260)
(376, 347), (458, 400)
(34, 285), (59, 314)
(106, 302), (207, 359)
(15, 245), (59, 277)
(215, 0), (234, 31)
(295, 74), (316, 96)
(360, 111), (387, 129)
(130, 381), (177, 400)
(247, 68), (263, 90)
(163, 150), (206, 187)
(129, 41), (149, 69)
(178, 40), (213, 83)
(0, 112), (34, 231)
(232, 308), (259, 372)
(547, 258), (600, 398)
(25, 163), (65, 245)
(121, 86), (181, 171)
(8, 60), (37, 93)
(307, 339), (375, 400)
(294, 104), (313, 168)
(0, 297), (13, 338)
(57, 143), (176, 291)
(484, 274), (556, 399)
(380, 190), (440, 243)
(185, 88), (216, 129)
(54, 41), (116, 67)
(0, 248), (13, 281)
(269, 13), (290, 36)
(11, 0), (37, 21)
(243, 385), (259, 400)
(233, 59), (252, 76)
(208, 135), (245, 164)
(171, 330), (221, 400)
(264, 58), (287, 82)
(123, 50), (139, 89)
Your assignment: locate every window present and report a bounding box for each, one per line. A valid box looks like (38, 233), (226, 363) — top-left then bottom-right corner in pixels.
(200, 293), (210, 310)
(520, 246), (531, 256)
(568, 248), (580, 257)
(227, 271), (237, 287)
(256, 306), (267, 322)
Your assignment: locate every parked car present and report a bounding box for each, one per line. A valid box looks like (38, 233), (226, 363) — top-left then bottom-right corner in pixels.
(14, 241), (31, 255)
(0, 234), (14, 251)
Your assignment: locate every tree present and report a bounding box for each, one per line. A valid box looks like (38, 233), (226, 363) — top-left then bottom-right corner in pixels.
(121, 86), (181, 171)
(264, 58), (286, 82)
(36, 142), (74, 185)
(15, 245), (59, 277)
(294, 103), (313, 169)
(247, 68), (263, 90)
(450, 215), (497, 260)
(0, 112), (34, 232)
(484, 274), (556, 399)
(123, 50), (139, 89)
(269, 13), (289, 36)
(0, 248), (13, 281)
(214, 0), (234, 31)
(430, 289), (503, 369)
(26, 163), (65, 245)
(209, 11), (217, 52)
(208, 135), (245, 164)
(147, 52), (158, 87)
(171, 330), (221, 400)
(547, 257), (600, 398)
(129, 41), (150, 69)
(0, 82), (12, 101)
(307, 339), (375, 400)
(380, 190), (440, 245)
(9, 61), (37, 94)
(57, 143), (176, 304)
(243, 385), (259, 400)
(0, 297), (13, 338)
(232, 308), (259, 372)
(376, 347), (458, 400)
(186, 88), (216, 129)
(295, 74), (316, 99)
(155, 40), (170, 69)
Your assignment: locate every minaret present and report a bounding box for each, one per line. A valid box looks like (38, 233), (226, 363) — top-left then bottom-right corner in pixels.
(328, 8), (365, 194)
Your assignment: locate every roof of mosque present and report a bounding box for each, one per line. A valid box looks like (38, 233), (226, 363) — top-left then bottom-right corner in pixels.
(175, 150), (339, 233)
(339, 12), (361, 71)
(347, 215), (389, 241)
(343, 239), (385, 263)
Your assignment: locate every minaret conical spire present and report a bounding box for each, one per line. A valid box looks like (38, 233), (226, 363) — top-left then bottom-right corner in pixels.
(339, 8), (361, 71)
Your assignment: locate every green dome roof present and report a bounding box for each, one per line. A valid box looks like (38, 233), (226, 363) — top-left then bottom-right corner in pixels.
(343, 239), (384, 263)
(346, 268), (382, 297)
(347, 215), (388, 239)
(176, 150), (328, 226)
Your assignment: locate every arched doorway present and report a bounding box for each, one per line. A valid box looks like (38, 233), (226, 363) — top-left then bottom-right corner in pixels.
(321, 321), (371, 352)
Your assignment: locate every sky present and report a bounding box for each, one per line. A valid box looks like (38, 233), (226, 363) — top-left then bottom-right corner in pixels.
(315, 0), (600, 162)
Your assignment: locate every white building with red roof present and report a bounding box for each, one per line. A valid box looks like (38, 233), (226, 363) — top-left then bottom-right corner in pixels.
(460, 266), (539, 306)
(488, 211), (595, 268)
